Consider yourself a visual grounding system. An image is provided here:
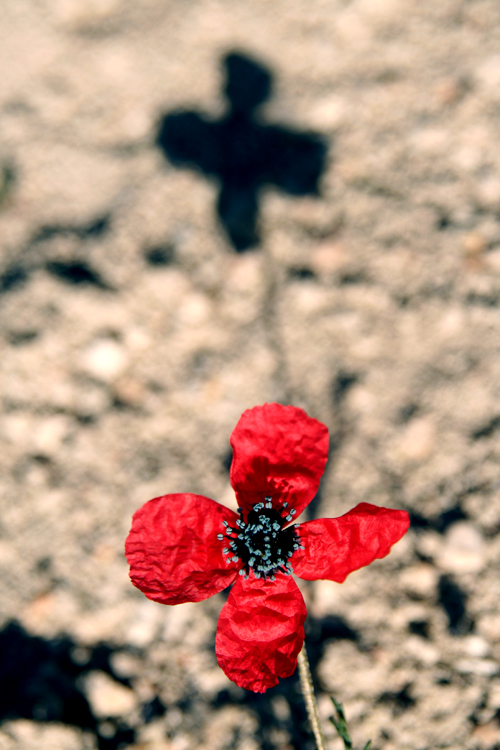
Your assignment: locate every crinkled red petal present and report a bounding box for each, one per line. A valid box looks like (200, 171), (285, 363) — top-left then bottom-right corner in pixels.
(125, 494), (240, 605)
(215, 572), (307, 693)
(229, 403), (329, 520)
(292, 503), (410, 582)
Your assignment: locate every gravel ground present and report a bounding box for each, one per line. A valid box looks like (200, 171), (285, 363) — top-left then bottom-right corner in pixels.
(2, 1), (500, 749)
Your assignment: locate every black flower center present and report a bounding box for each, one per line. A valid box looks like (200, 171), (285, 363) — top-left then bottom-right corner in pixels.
(218, 498), (303, 580)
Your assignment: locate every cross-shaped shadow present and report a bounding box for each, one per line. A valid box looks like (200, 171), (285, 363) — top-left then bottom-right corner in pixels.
(156, 52), (328, 252)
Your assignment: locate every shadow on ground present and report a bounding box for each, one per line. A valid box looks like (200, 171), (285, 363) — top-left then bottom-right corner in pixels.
(0, 621), (157, 750)
(0, 613), (362, 750)
(156, 51), (328, 252)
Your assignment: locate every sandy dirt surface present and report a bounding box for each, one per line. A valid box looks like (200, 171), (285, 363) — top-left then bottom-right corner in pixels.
(2, 1), (500, 748)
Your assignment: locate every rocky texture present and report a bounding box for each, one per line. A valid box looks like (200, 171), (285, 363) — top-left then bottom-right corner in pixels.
(1, 1), (500, 748)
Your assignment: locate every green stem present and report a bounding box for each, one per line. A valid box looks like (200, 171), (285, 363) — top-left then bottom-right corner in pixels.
(297, 643), (326, 750)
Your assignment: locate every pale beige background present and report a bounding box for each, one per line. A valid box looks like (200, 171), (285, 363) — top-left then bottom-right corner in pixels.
(1, 1), (500, 748)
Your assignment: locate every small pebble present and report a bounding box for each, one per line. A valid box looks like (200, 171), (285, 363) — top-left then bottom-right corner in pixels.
(398, 417), (436, 462)
(462, 635), (490, 658)
(83, 671), (138, 718)
(464, 232), (487, 258)
(437, 521), (486, 574)
(400, 564), (437, 599)
(456, 659), (498, 677)
(80, 339), (128, 383)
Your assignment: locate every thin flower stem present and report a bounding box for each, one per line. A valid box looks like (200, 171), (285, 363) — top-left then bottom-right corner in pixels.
(297, 643), (327, 750)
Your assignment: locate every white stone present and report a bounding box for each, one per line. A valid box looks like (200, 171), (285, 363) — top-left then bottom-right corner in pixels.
(33, 415), (71, 454)
(2, 719), (97, 750)
(404, 636), (439, 666)
(110, 651), (142, 679)
(409, 127), (449, 155)
(136, 719), (171, 746)
(311, 579), (343, 617)
(456, 659), (499, 677)
(311, 241), (349, 276)
(478, 613), (500, 643)
(399, 564), (437, 599)
(415, 532), (442, 562)
(170, 734), (191, 750)
(82, 671), (138, 718)
(271, 695), (291, 721)
(52, 0), (121, 27)
(163, 602), (196, 642)
(309, 95), (347, 129)
(476, 177), (500, 208)
(80, 340), (128, 383)
(477, 55), (500, 94)
(437, 521), (486, 574)
(488, 681), (500, 709)
(462, 635), (491, 658)
(397, 417), (436, 462)
(125, 599), (163, 647)
(177, 293), (211, 326)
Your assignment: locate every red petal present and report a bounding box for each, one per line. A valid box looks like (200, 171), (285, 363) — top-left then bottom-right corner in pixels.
(125, 494), (240, 605)
(215, 573), (307, 693)
(229, 403), (329, 520)
(293, 503), (410, 582)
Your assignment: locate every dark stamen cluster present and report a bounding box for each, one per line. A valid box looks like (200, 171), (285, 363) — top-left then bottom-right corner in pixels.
(218, 497), (303, 580)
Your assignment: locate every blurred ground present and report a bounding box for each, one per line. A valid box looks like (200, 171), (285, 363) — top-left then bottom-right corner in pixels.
(2, 0), (500, 748)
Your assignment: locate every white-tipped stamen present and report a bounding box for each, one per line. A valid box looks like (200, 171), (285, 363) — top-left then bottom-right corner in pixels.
(216, 495), (301, 580)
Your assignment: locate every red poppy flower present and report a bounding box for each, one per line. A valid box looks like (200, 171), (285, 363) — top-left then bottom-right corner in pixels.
(125, 403), (410, 693)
